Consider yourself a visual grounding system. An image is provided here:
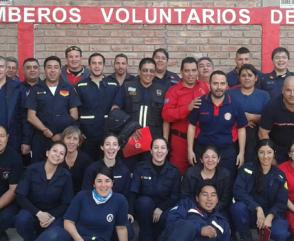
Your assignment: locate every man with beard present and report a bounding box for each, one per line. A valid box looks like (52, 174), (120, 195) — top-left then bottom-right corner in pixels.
(104, 53), (136, 86)
(76, 53), (120, 160)
(27, 56), (81, 163)
(187, 70), (247, 178)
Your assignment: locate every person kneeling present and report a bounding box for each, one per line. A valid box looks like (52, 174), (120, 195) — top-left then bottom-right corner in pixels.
(160, 181), (230, 241)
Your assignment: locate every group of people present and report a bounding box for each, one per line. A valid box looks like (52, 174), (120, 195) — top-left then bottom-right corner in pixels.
(0, 44), (293, 241)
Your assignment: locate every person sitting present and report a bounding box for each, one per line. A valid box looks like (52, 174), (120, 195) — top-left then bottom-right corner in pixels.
(230, 139), (290, 241)
(15, 142), (73, 241)
(160, 181), (230, 241)
(181, 145), (231, 214)
(128, 137), (181, 241)
(61, 126), (92, 194)
(279, 140), (294, 235)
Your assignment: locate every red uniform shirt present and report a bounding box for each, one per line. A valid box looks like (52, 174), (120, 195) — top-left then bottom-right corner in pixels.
(162, 80), (209, 133)
(279, 161), (294, 203)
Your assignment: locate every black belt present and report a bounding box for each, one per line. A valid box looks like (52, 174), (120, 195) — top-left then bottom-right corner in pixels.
(171, 129), (187, 139)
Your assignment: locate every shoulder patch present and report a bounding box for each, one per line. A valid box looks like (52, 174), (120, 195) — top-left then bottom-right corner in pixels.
(244, 168), (253, 175)
(77, 83), (87, 87)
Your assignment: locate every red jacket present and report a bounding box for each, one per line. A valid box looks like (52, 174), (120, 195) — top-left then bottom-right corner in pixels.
(162, 80), (209, 133)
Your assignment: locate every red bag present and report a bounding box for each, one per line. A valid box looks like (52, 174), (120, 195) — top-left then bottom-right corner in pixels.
(122, 127), (152, 158)
(258, 227), (271, 241)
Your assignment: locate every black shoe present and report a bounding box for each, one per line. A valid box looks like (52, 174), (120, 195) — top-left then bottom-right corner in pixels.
(0, 231), (8, 241)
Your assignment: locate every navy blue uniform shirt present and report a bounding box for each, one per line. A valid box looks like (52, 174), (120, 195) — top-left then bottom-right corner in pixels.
(64, 191), (128, 240)
(233, 162), (288, 217)
(16, 162), (73, 217)
(75, 77), (119, 140)
(26, 80), (81, 134)
(154, 70), (180, 89)
(0, 146), (23, 196)
(189, 93), (247, 147)
(129, 160), (180, 213)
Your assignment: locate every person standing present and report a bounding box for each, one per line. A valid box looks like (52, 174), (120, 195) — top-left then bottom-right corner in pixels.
(162, 57), (209, 175)
(27, 56), (81, 163)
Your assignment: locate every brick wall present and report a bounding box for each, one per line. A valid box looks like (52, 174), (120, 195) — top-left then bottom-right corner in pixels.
(1, 0), (293, 78)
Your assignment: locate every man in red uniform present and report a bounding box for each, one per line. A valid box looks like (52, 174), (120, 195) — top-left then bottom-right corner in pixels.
(162, 57), (209, 175)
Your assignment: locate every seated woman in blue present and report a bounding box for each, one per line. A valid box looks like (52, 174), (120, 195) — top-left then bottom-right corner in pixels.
(181, 145), (231, 215)
(160, 181), (230, 241)
(45, 166), (129, 241)
(15, 141), (73, 241)
(229, 64), (270, 163)
(82, 133), (131, 198)
(129, 137), (181, 241)
(230, 139), (290, 241)
(61, 126), (93, 194)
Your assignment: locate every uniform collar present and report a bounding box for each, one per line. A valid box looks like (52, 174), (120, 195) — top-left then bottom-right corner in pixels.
(206, 92), (231, 106)
(269, 69), (289, 79)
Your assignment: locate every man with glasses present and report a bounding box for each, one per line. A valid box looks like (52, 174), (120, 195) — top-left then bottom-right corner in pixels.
(261, 47), (293, 99)
(259, 75), (294, 163)
(61, 45), (90, 85)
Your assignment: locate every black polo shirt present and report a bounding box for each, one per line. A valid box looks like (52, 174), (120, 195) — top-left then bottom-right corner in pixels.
(260, 95), (294, 147)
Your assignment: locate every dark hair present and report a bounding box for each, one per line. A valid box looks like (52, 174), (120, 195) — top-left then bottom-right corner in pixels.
(47, 141), (68, 157)
(114, 53), (128, 63)
(92, 166), (114, 184)
(138, 58), (156, 70)
(44, 56), (61, 68)
(271, 47), (290, 60)
(236, 47), (250, 55)
(23, 58), (39, 67)
(152, 48), (169, 60)
(65, 45), (82, 57)
(0, 125), (8, 135)
(200, 145), (220, 158)
(195, 180), (218, 197)
(255, 139), (276, 194)
(88, 52), (105, 65)
(6, 56), (18, 67)
(238, 64), (258, 77)
(289, 140), (294, 152)
(101, 133), (120, 147)
(180, 57), (197, 71)
(197, 57), (214, 67)
(151, 137), (169, 150)
(209, 70), (227, 83)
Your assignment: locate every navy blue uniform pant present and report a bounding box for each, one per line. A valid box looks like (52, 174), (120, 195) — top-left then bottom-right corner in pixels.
(230, 202), (290, 241)
(135, 196), (167, 241)
(0, 203), (18, 232)
(31, 132), (52, 163)
(15, 209), (62, 241)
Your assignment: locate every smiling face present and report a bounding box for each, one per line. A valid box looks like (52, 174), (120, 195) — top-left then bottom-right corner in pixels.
(23, 61), (40, 83)
(239, 68), (257, 90)
(151, 138), (168, 166)
(210, 74), (228, 99)
(257, 145), (275, 169)
(66, 50), (82, 71)
(101, 136), (120, 162)
(273, 51), (289, 72)
(139, 62), (156, 87)
(114, 56), (128, 76)
(196, 185), (218, 213)
(181, 62), (198, 87)
(93, 173), (113, 197)
(89, 55), (104, 78)
(63, 132), (80, 153)
(153, 51), (168, 74)
(46, 143), (66, 166)
(201, 148), (220, 171)
(44, 60), (61, 84)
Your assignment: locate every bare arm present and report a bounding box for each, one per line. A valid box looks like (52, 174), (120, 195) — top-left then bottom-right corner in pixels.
(163, 121), (170, 141)
(258, 127), (270, 140)
(116, 226), (128, 241)
(187, 124), (197, 165)
(236, 127), (246, 167)
(0, 184), (16, 209)
(64, 220), (84, 241)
